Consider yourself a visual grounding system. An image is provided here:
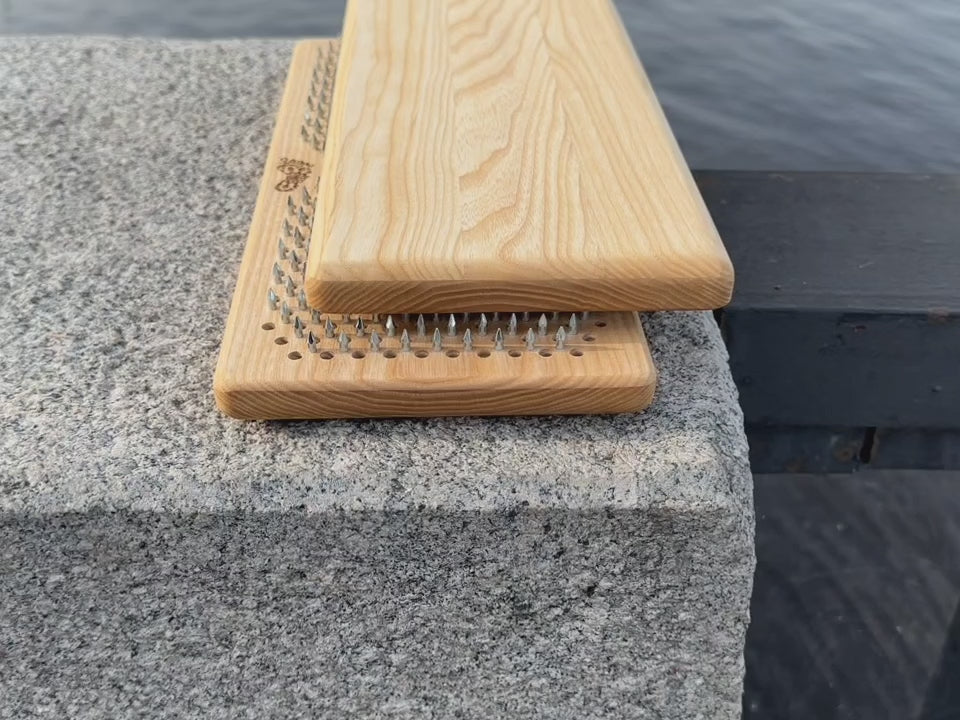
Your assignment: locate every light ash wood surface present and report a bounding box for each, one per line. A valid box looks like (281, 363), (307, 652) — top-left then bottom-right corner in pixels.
(306, 0), (733, 313)
(214, 40), (657, 420)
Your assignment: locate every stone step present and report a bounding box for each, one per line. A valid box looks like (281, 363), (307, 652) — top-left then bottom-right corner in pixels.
(0, 38), (753, 720)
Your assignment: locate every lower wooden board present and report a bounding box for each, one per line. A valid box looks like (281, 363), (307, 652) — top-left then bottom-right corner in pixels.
(213, 40), (656, 420)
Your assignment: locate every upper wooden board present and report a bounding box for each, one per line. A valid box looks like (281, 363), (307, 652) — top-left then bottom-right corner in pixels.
(306, 0), (733, 313)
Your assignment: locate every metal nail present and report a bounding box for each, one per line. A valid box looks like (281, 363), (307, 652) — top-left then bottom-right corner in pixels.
(447, 314), (457, 337)
(302, 187), (313, 206)
(294, 316), (305, 338)
(281, 302), (292, 324)
(267, 288), (279, 310)
(311, 308), (322, 324)
(522, 312), (530, 322)
(287, 196), (297, 215)
(416, 314), (426, 337)
(432, 328), (443, 352)
(385, 316), (396, 337)
(284, 276), (296, 297)
(355, 317), (365, 337)
(400, 328), (411, 352)
(272, 263), (284, 284)
(307, 331), (319, 353)
(282, 219), (293, 237)
(555, 327), (567, 351)
(298, 208), (309, 226)
(478, 313), (489, 336)
(324, 318), (336, 338)
(538, 313), (548, 336)
(338, 331), (350, 352)
(277, 238), (287, 261)
(568, 314), (579, 335)
(525, 328), (537, 351)
(508, 313), (518, 336)
(293, 227), (305, 248)
(463, 329), (473, 351)
(298, 289), (308, 310)
(494, 328), (505, 351)
(370, 331), (382, 352)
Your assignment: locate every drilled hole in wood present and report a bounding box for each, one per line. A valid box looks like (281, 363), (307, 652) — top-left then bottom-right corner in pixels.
(288, 351), (302, 360)
(319, 351), (334, 360)
(351, 350), (366, 359)
(383, 350), (397, 359)
(583, 334), (596, 342)
(275, 337), (288, 345)
(538, 350), (552, 357)
(571, 349), (584, 357)
(262, 322), (275, 331)
(477, 350), (491, 358)
(414, 350), (429, 358)
(594, 321), (607, 327)
(445, 350), (460, 358)
(508, 350), (522, 358)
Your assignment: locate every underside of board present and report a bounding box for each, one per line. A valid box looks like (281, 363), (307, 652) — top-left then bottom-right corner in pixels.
(214, 40), (657, 420)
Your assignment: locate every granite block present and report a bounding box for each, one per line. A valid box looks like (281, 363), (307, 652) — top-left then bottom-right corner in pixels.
(0, 38), (754, 719)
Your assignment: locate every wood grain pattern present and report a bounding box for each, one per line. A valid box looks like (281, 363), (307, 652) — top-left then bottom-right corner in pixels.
(306, 0), (733, 313)
(214, 40), (657, 420)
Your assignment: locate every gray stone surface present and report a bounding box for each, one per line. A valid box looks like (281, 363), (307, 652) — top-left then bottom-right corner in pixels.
(0, 38), (754, 719)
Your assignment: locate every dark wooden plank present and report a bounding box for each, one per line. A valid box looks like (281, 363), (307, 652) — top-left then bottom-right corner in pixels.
(747, 426), (960, 472)
(746, 425), (867, 474)
(871, 428), (960, 470)
(697, 171), (960, 428)
(699, 172), (960, 312)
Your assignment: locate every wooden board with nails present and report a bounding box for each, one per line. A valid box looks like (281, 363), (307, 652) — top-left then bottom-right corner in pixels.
(305, 0), (733, 314)
(214, 40), (657, 420)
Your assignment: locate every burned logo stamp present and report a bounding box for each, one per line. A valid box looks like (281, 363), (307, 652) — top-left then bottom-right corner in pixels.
(275, 158), (312, 192)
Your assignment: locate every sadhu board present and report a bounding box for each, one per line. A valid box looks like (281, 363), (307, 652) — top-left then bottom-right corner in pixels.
(213, 40), (658, 420)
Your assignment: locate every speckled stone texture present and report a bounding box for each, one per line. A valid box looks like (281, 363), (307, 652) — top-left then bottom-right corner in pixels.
(0, 38), (753, 720)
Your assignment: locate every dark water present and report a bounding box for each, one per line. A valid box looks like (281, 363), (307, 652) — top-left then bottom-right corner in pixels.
(2, 0), (960, 172)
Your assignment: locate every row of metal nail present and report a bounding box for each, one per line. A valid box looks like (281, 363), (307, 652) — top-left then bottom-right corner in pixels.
(317, 320), (578, 355)
(269, 302), (592, 355)
(301, 42), (340, 151)
(277, 185), (315, 281)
